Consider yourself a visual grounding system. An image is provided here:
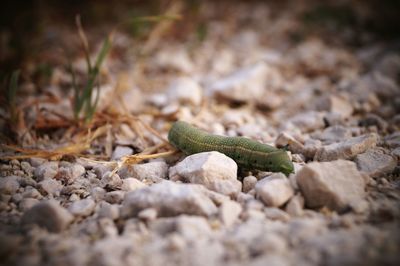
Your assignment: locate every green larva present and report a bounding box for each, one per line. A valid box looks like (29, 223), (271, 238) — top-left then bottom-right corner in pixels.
(168, 121), (294, 176)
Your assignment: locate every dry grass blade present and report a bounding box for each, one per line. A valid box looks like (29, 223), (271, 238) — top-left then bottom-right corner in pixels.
(0, 125), (108, 160)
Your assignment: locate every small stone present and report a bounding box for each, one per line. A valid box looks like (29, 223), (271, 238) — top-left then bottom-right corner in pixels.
(97, 201), (119, 220)
(119, 161), (168, 182)
(21, 200), (73, 232)
(169, 151), (241, 196)
(138, 208), (158, 221)
(91, 187), (106, 202)
(69, 198), (96, 217)
(286, 111), (325, 133)
(121, 178), (146, 191)
(315, 133), (378, 161)
(316, 94), (353, 118)
(243, 175), (258, 193)
(210, 62), (268, 102)
(255, 173), (294, 207)
(312, 125), (352, 144)
(0, 176), (20, 194)
(296, 160), (366, 212)
(154, 46), (194, 73)
(34, 161), (58, 181)
(355, 148), (397, 178)
(219, 200), (242, 227)
(55, 164), (86, 184)
(384, 132), (400, 148)
(38, 179), (63, 196)
(29, 157), (47, 167)
(104, 191), (125, 204)
(111, 146), (133, 160)
(285, 194), (305, 216)
(167, 76), (203, 106)
(175, 215), (212, 240)
(275, 132), (305, 155)
(121, 181), (218, 217)
(264, 207), (291, 222)
(101, 172), (123, 189)
(22, 187), (42, 199)
(19, 198), (39, 212)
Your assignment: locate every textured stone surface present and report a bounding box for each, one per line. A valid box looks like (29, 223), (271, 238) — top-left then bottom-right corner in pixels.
(255, 173), (294, 207)
(21, 200), (73, 232)
(296, 160), (366, 211)
(355, 148), (397, 178)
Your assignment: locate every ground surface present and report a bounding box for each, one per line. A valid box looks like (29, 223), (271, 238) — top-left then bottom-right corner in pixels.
(1, 1), (400, 266)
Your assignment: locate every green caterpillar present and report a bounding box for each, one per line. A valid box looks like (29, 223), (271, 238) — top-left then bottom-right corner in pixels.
(168, 121), (294, 176)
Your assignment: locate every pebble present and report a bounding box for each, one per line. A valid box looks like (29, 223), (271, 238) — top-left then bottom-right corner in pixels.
(101, 171), (123, 189)
(296, 160), (366, 212)
(138, 208), (158, 222)
(121, 181), (218, 217)
(121, 178), (146, 191)
(21, 200), (73, 232)
(316, 94), (353, 118)
(255, 173), (294, 207)
(68, 198), (96, 217)
(104, 191), (125, 204)
(312, 125), (352, 144)
(119, 161), (168, 182)
(243, 175), (258, 193)
(38, 179), (63, 196)
(355, 147), (397, 178)
(0, 176), (20, 194)
(210, 62), (268, 102)
(154, 46), (194, 73)
(167, 76), (203, 106)
(285, 193), (305, 217)
(33, 161), (59, 181)
(97, 201), (119, 220)
(169, 151), (241, 196)
(111, 146), (133, 161)
(55, 163), (86, 184)
(264, 207), (291, 222)
(18, 198), (39, 212)
(286, 111), (325, 133)
(219, 200), (242, 227)
(314, 133), (378, 161)
(90, 187), (106, 202)
(29, 157), (47, 167)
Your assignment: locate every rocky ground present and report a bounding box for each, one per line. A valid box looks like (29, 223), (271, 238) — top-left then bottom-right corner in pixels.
(1, 1), (400, 266)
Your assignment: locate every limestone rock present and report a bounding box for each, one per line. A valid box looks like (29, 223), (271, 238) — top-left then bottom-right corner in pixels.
(0, 176), (20, 194)
(219, 200), (242, 227)
(121, 181), (218, 217)
(296, 160), (366, 212)
(167, 76), (203, 106)
(169, 151), (241, 196)
(255, 173), (294, 207)
(68, 198), (96, 217)
(315, 133), (378, 161)
(355, 148), (397, 178)
(119, 161), (168, 182)
(21, 200), (73, 232)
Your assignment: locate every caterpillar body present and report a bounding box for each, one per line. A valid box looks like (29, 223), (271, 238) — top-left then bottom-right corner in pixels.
(168, 121), (294, 176)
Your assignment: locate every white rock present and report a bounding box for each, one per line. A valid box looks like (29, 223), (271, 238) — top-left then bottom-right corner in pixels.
(315, 133), (378, 161)
(18, 198), (39, 212)
(101, 172), (123, 189)
(38, 179), (63, 196)
(316, 94), (353, 118)
(210, 62), (268, 102)
(0, 176), (20, 194)
(53, 164), (85, 184)
(355, 148), (397, 178)
(97, 201), (119, 220)
(286, 111), (325, 133)
(167, 76), (203, 106)
(111, 146), (133, 160)
(104, 191), (125, 204)
(29, 157), (47, 167)
(154, 46), (194, 73)
(175, 215), (212, 239)
(119, 161), (168, 182)
(121, 178), (146, 191)
(243, 175), (258, 193)
(69, 198), (96, 217)
(169, 151), (241, 196)
(121, 181), (218, 217)
(312, 125), (352, 144)
(219, 200), (242, 227)
(264, 207), (291, 222)
(138, 208), (158, 221)
(296, 160), (366, 212)
(34, 161), (58, 181)
(255, 173), (294, 207)
(285, 193), (305, 216)
(21, 200), (73, 232)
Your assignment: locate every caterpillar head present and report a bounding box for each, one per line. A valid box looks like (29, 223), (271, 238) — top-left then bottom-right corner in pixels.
(265, 150), (294, 176)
